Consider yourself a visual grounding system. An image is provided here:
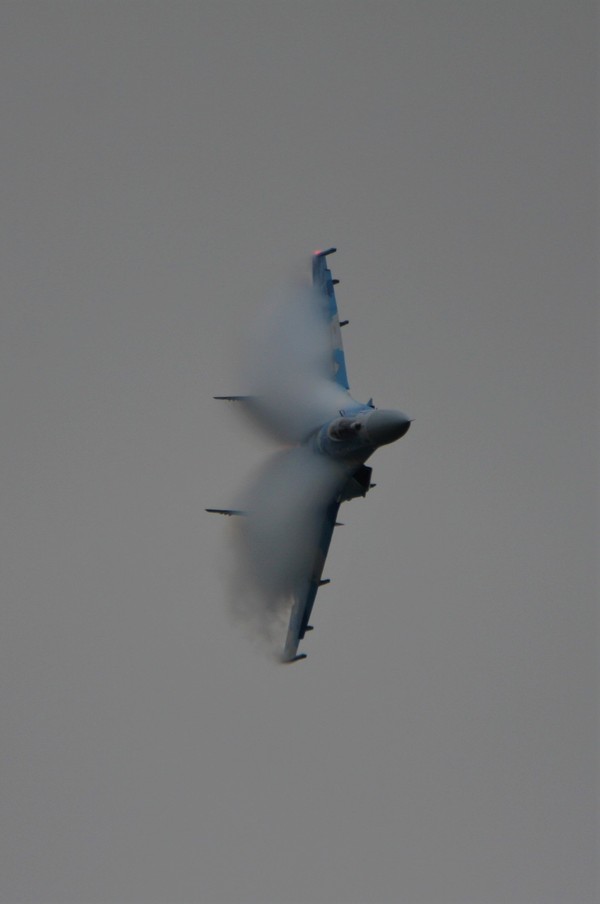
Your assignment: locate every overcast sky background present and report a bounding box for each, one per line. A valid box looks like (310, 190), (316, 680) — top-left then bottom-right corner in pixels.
(1, 3), (597, 903)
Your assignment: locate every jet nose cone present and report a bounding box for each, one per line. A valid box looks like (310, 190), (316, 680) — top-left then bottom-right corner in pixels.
(366, 409), (411, 446)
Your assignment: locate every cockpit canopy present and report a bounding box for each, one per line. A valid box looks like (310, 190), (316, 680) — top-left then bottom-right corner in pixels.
(328, 417), (363, 441)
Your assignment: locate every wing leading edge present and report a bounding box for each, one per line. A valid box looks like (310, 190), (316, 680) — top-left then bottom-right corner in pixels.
(312, 248), (350, 391)
(282, 250), (351, 661)
(282, 498), (341, 662)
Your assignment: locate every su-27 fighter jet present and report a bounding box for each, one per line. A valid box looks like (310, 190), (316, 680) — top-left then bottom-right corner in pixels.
(208, 248), (411, 662)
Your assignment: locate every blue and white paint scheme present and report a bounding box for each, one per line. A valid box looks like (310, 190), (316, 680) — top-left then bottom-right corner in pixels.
(209, 248), (411, 662)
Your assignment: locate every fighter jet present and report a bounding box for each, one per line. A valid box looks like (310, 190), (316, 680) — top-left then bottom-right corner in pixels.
(208, 248), (411, 662)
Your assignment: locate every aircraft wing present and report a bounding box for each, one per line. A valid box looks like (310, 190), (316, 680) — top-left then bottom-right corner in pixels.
(282, 497), (341, 662)
(219, 248), (354, 445)
(312, 248), (350, 391)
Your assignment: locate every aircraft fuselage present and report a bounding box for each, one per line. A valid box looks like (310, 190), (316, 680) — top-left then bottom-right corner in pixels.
(313, 407), (411, 463)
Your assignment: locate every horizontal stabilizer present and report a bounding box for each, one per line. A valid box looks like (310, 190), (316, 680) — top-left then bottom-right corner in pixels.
(213, 395), (252, 402)
(314, 247), (336, 258)
(318, 579), (331, 587)
(283, 653), (308, 663)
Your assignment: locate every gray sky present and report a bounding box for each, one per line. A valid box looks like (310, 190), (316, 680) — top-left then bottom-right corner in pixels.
(1, 3), (597, 903)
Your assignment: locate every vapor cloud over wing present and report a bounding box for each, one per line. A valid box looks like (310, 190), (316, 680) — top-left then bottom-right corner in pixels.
(222, 280), (351, 655)
(240, 282), (351, 444)
(228, 446), (344, 655)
